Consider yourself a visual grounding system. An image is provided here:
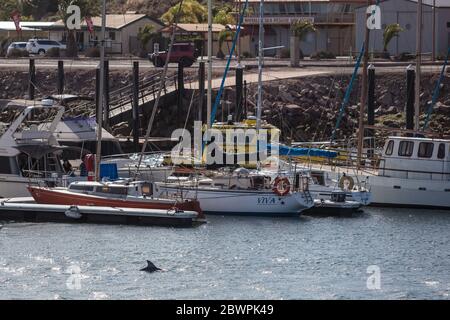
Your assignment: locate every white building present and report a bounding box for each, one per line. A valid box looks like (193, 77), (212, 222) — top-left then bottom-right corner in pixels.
(355, 0), (450, 57)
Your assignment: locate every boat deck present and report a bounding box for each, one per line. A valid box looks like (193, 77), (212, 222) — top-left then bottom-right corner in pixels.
(0, 198), (205, 228)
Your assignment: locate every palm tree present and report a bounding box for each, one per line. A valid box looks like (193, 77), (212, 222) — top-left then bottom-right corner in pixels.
(290, 20), (316, 67)
(383, 23), (403, 56)
(137, 24), (157, 57)
(161, 0), (207, 24)
(58, 0), (100, 57)
(217, 29), (234, 59)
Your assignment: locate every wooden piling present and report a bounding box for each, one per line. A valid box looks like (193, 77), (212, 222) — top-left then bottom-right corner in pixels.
(132, 61), (140, 153)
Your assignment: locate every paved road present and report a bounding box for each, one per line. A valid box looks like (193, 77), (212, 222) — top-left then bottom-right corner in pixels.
(0, 57), (446, 72)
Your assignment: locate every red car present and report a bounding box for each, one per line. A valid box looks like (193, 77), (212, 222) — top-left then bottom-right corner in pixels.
(148, 43), (197, 67)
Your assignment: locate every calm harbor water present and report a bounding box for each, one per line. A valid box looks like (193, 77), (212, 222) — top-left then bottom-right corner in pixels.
(1, 207), (450, 300)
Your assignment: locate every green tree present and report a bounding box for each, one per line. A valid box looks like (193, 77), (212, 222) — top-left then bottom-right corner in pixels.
(58, 0), (100, 57)
(0, 0), (22, 20)
(213, 5), (235, 25)
(290, 20), (316, 66)
(383, 23), (403, 53)
(291, 20), (316, 41)
(161, 0), (207, 24)
(217, 29), (234, 59)
(137, 24), (157, 56)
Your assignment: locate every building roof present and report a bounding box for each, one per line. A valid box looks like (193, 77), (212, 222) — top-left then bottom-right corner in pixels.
(233, 0), (365, 3)
(0, 21), (55, 31)
(52, 14), (163, 30)
(361, 0), (450, 7)
(161, 23), (226, 33)
(412, 0), (450, 7)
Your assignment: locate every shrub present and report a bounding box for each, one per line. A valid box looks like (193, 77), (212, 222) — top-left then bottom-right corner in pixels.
(393, 52), (414, 61)
(216, 49), (225, 59)
(7, 48), (29, 58)
(45, 47), (60, 57)
(0, 37), (10, 57)
(280, 48), (290, 58)
(310, 51), (336, 60)
(242, 51), (253, 59)
(85, 47), (100, 58)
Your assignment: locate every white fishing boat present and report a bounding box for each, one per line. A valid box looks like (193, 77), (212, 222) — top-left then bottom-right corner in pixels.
(360, 136), (450, 208)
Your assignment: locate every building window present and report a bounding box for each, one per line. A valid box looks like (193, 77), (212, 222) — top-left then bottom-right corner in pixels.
(109, 32), (116, 41)
(438, 143), (446, 159)
(447, 22), (450, 28)
(0, 157), (13, 174)
(385, 140), (394, 155)
(398, 141), (414, 157)
(418, 142), (434, 158)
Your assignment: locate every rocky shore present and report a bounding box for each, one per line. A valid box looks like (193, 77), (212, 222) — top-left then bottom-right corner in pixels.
(1, 69), (449, 144)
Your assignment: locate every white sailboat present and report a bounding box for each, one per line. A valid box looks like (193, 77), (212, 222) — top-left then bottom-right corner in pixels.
(155, 0), (314, 216)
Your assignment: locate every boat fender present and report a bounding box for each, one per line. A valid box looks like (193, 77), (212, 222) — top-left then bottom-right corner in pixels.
(272, 177), (291, 196)
(339, 175), (354, 191)
(65, 206), (83, 219)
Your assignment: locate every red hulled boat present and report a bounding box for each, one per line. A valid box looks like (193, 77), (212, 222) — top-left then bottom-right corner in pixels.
(28, 181), (203, 217)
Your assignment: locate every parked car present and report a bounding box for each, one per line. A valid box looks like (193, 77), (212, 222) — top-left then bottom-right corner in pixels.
(6, 42), (27, 56)
(26, 39), (67, 55)
(148, 43), (197, 67)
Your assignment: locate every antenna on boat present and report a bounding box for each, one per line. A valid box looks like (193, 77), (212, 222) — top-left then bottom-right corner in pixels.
(356, 0), (371, 169)
(254, 0), (265, 170)
(256, 0), (264, 132)
(95, 0), (107, 182)
(207, 0), (213, 128)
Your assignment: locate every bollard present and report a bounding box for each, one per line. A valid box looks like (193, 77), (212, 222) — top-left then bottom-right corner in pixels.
(29, 59), (35, 100)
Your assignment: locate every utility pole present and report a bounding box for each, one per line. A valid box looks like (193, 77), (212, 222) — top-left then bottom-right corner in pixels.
(414, 0), (423, 131)
(432, 0), (436, 62)
(357, 0), (371, 169)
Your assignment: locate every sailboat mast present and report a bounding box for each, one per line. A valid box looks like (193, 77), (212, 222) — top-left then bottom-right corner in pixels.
(207, 0), (213, 128)
(256, 0), (264, 131)
(357, 0), (371, 168)
(95, 0), (107, 181)
(414, 0), (423, 131)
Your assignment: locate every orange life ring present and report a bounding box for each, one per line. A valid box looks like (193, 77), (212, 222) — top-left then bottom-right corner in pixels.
(272, 177), (291, 196)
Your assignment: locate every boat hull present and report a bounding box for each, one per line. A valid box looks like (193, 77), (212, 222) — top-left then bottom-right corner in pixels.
(366, 175), (450, 209)
(155, 184), (313, 216)
(27, 186), (203, 216)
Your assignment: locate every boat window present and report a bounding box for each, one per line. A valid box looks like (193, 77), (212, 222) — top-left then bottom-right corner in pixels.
(418, 142), (434, 158)
(141, 183), (152, 196)
(0, 156), (14, 174)
(69, 184), (94, 192)
(438, 143), (446, 159)
(385, 140), (394, 155)
(398, 141), (414, 157)
(106, 186), (128, 195)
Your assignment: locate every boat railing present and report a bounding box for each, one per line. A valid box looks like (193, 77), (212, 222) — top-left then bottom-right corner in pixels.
(378, 158), (450, 181)
(101, 150), (169, 161)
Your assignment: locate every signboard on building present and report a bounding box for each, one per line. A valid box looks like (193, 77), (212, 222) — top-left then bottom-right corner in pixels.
(243, 16), (314, 25)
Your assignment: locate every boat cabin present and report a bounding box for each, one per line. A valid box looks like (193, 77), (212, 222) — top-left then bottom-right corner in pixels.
(380, 136), (450, 180)
(67, 181), (154, 198)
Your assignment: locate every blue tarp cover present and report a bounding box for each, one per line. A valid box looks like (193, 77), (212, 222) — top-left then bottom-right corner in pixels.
(268, 144), (338, 158)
